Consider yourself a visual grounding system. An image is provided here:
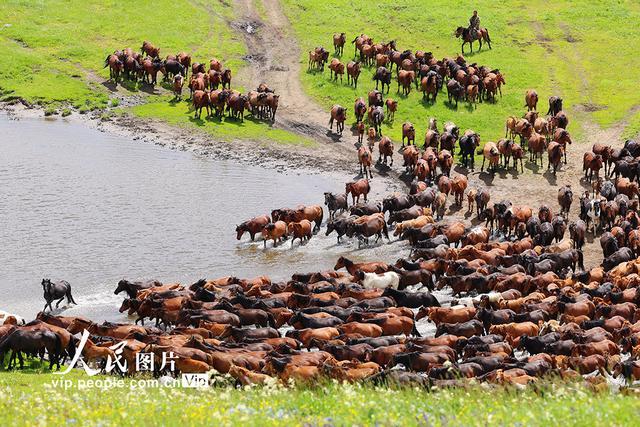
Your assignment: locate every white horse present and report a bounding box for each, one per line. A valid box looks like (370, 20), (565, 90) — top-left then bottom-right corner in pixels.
(0, 310), (24, 325)
(355, 270), (400, 290)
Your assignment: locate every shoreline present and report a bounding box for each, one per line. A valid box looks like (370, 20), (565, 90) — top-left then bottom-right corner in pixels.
(0, 101), (404, 192)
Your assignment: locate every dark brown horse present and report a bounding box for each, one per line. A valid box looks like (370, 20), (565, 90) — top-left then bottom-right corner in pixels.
(104, 54), (123, 83)
(236, 215), (271, 241)
(333, 32), (346, 55)
(455, 27), (491, 53)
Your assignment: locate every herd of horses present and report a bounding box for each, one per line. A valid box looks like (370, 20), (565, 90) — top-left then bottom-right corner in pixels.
(315, 34), (503, 130)
(6, 23), (640, 390)
(5, 117), (640, 391)
(339, 89), (570, 183)
(6, 175), (640, 386)
(104, 41), (279, 123)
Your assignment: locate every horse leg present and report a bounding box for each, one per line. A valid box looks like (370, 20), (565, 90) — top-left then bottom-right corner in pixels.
(55, 297), (65, 308)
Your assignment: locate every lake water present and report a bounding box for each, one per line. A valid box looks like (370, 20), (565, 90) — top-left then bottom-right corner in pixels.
(0, 114), (405, 321)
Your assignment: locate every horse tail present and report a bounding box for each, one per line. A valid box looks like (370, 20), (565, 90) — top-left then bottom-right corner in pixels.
(66, 335), (78, 360)
(485, 29), (492, 43)
(66, 288), (77, 305)
(578, 249), (585, 270)
(383, 221), (390, 240)
(51, 333), (62, 368)
(103, 55), (110, 68)
(267, 313), (277, 328)
(411, 321), (421, 337)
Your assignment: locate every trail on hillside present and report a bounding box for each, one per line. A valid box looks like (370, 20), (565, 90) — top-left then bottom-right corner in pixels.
(232, 0), (357, 160)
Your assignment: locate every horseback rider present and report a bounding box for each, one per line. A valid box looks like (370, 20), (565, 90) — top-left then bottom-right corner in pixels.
(468, 10), (480, 39)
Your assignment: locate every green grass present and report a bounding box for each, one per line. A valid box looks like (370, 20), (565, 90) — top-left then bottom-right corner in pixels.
(1, 369), (639, 426)
(0, 0), (304, 144)
(132, 96), (314, 146)
(282, 0), (640, 144)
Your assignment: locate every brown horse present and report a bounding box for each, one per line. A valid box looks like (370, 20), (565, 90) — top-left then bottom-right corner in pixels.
(438, 149), (454, 177)
(583, 151), (603, 182)
(207, 70), (221, 90)
(402, 122), (415, 146)
(236, 215), (271, 241)
(378, 136), (394, 166)
(104, 54), (124, 83)
(455, 26), (492, 53)
(354, 97), (367, 122)
(293, 205), (324, 232)
(402, 145), (420, 173)
(414, 159), (430, 182)
(452, 175), (468, 206)
(141, 41), (160, 58)
(557, 185), (573, 217)
(209, 89), (230, 117)
(173, 75), (184, 99)
(329, 58), (345, 82)
(357, 121), (365, 145)
(467, 84), (479, 108)
(528, 131), (547, 166)
(481, 141), (500, 172)
(176, 52), (191, 76)
(188, 73), (206, 98)
(308, 47), (329, 71)
(397, 70), (415, 95)
(329, 105), (347, 135)
(385, 98), (398, 121)
(553, 128), (572, 164)
(420, 74), (438, 102)
(346, 61), (361, 88)
(367, 127), (377, 149)
(221, 69), (232, 89)
(333, 32), (346, 55)
(262, 222), (288, 248)
(209, 58), (223, 71)
(289, 220), (313, 247)
(346, 179), (370, 205)
(358, 146), (373, 179)
(192, 90), (210, 119)
(547, 141), (564, 174)
(525, 89), (538, 111)
(226, 92), (248, 121)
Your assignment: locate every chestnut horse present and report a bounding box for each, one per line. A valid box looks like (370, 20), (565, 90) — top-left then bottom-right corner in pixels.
(346, 179), (370, 205)
(358, 146), (373, 179)
(378, 137), (394, 166)
(236, 215), (271, 241)
(329, 105), (347, 135)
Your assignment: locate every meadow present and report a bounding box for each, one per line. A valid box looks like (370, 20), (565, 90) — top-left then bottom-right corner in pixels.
(282, 0), (640, 143)
(1, 367), (639, 426)
(0, 0), (309, 144)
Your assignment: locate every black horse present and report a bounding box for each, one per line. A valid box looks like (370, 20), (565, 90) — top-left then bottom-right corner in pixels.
(459, 132), (480, 169)
(41, 279), (77, 312)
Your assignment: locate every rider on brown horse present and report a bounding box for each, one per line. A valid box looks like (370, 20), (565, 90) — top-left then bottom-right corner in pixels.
(469, 11), (480, 40)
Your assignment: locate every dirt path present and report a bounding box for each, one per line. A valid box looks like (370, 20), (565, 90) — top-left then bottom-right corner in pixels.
(232, 0), (355, 156)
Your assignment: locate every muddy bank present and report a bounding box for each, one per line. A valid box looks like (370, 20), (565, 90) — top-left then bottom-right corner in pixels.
(1, 102), (394, 182)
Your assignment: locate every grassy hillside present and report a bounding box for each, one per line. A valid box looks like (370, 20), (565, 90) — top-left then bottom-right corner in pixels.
(0, 0), (309, 144)
(1, 369), (638, 426)
(283, 0), (640, 143)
